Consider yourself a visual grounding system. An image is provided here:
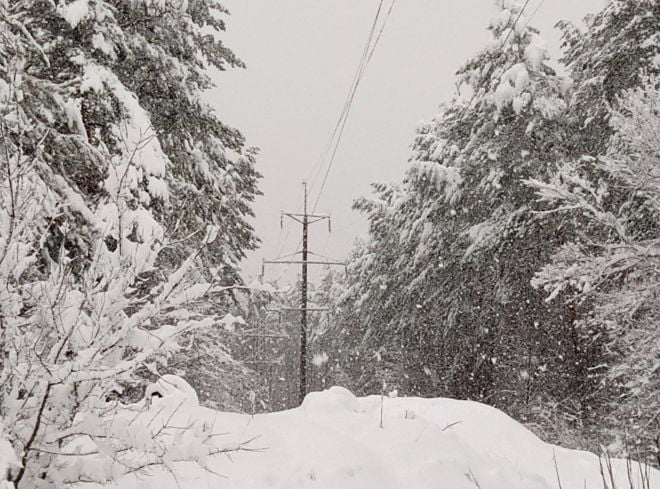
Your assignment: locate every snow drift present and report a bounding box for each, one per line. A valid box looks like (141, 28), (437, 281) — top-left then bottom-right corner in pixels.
(88, 383), (658, 489)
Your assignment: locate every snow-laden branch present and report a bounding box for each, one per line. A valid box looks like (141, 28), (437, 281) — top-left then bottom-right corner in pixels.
(527, 78), (660, 455)
(0, 34), (247, 486)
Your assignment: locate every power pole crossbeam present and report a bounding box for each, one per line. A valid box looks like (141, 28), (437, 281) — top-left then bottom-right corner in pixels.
(283, 213), (330, 219)
(277, 307), (329, 312)
(264, 260), (345, 266)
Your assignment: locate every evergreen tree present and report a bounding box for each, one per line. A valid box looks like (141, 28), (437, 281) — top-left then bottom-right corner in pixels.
(527, 0), (660, 462)
(558, 0), (660, 153)
(110, 0), (261, 267)
(0, 0), (261, 406)
(530, 78), (660, 466)
(0, 35), (241, 487)
(0, 0), (263, 484)
(3, 0), (259, 272)
(329, 0), (609, 443)
(531, 1), (660, 463)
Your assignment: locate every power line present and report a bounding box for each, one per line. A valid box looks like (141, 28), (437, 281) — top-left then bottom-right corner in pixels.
(366, 0), (396, 64)
(333, 215), (367, 234)
(527, 0), (546, 25)
(353, 1), (535, 269)
(320, 214), (368, 259)
(307, 0), (386, 192)
(311, 0), (397, 213)
(282, 1), (530, 281)
(312, 0), (396, 212)
(271, 0), (392, 285)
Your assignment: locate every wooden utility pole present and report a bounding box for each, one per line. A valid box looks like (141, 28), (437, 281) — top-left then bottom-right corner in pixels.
(301, 182), (309, 406)
(262, 181), (344, 405)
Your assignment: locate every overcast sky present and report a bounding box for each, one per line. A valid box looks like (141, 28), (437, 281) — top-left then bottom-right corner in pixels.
(207, 0), (604, 284)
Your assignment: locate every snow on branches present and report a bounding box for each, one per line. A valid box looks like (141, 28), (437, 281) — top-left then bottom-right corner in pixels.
(0, 13), (248, 487)
(529, 78), (660, 460)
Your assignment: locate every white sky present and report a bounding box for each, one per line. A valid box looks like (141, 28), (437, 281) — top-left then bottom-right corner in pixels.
(207, 0), (604, 284)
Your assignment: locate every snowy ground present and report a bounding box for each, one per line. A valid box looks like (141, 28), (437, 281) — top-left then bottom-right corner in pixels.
(94, 384), (659, 489)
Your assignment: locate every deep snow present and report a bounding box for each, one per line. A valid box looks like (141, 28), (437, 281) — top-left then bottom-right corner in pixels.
(93, 384), (659, 489)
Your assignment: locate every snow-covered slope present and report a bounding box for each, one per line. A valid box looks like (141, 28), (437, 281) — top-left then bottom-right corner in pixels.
(100, 385), (659, 489)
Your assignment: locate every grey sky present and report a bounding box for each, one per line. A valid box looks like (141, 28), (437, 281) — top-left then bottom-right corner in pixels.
(207, 0), (604, 283)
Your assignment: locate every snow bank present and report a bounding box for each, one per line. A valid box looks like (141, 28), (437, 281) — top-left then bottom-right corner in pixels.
(144, 374), (199, 407)
(300, 386), (360, 414)
(93, 387), (659, 489)
(0, 420), (19, 487)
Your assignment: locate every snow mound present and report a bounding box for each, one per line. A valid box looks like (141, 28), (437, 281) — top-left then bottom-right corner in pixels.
(144, 374), (199, 406)
(0, 420), (20, 485)
(92, 386), (659, 489)
(301, 385), (360, 414)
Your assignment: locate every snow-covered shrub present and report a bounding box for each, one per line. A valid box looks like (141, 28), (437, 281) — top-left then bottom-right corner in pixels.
(0, 26), (248, 487)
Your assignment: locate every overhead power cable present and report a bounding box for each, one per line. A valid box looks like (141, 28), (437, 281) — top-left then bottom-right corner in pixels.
(310, 0), (397, 213)
(307, 0), (385, 192)
(280, 0), (530, 282)
(527, 0), (546, 26)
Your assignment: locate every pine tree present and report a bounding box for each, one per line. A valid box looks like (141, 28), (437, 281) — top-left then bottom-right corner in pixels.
(0, 47), (242, 487)
(331, 0), (609, 442)
(0, 0), (262, 484)
(558, 0), (660, 153)
(1, 0), (261, 408)
(3, 0), (259, 273)
(110, 0), (261, 267)
(527, 0), (660, 463)
(530, 78), (660, 466)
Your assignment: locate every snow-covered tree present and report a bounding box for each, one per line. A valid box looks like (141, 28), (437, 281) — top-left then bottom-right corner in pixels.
(7, 0), (259, 262)
(169, 282), (289, 414)
(558, 0), (660, 154)
(330, 0), (609, 442)
(111, 0), (261, 267)
(529, 78), (660, 465)
(2, 0), (262, 406)
(0, 1), (261, 485)
(524, 0), (660, 462)
(0, 60), (249, 487)
(2, 0), (260, 288)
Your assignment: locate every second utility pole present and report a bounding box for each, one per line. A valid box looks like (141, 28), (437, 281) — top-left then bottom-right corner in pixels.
(262, 181), (345, 405)
(300, 182), (309, 406)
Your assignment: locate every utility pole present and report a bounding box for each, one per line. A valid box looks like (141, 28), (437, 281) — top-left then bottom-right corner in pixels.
(262, 181), (345, 405)
(301, 182), (309, 407)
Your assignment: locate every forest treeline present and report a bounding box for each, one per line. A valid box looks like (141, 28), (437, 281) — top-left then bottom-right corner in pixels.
(303, 0), (660, 466)
(1, 0), (659, 486)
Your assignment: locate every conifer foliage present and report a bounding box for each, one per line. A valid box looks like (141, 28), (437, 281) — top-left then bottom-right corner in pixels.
(326, 0), (591, 417)
(527, 0), (660, 462)
(530, 78), (660, 464)
(0, 0), (260, 485)
(321, 0), (660, 463)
